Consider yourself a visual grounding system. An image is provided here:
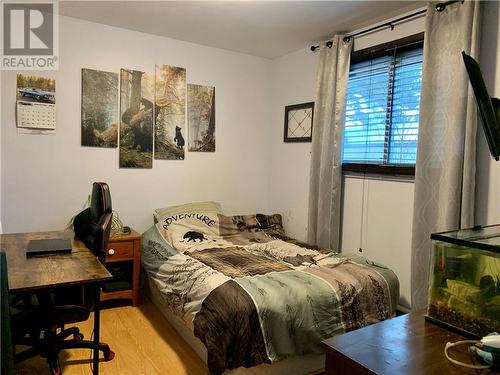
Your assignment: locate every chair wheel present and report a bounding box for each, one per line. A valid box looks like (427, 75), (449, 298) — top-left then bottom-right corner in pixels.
(104, 350), (115, 361)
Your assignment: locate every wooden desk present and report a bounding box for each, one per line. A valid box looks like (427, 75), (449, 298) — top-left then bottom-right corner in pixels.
(323, 310), (499, 375)
(1, 230), (112, 374)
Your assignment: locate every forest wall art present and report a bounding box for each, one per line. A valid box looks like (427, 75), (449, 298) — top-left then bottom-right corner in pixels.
(188, 84), (215, 152)
(119, 69), (154, 169)
(155, 64), (186, 160)
(81, 68), (119, 148)
(80, 63), (216, 168)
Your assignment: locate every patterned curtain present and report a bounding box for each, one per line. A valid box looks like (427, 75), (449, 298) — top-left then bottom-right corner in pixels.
(307, 35), (352, 249)
(411, 1), (481, 310)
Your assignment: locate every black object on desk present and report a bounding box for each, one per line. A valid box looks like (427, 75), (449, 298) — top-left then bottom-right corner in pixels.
(26, 238), (72, 256)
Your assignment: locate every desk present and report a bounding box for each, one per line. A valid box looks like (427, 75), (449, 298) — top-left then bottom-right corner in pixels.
(1, 230), (112, 374)
(323, 310), (499, 375)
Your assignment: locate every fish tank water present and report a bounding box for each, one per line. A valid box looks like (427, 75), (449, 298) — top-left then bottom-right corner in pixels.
(427, 225), (500, 338)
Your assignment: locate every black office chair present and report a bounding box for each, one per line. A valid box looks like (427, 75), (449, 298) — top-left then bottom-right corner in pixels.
(12, 182), (115, 374)
(74, 182), (113, 261)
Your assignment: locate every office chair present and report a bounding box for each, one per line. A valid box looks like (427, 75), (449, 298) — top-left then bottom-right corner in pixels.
(74, 182), (113, 260)
(11, 182), (115, 374)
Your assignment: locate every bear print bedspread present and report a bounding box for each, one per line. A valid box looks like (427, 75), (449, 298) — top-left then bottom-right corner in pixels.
(141, 212), (399, 375)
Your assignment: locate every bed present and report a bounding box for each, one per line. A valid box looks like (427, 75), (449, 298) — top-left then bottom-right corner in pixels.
(141, 208), (399, 375)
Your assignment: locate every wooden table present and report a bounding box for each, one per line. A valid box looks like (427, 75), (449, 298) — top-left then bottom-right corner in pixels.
(101, 229), (142, 305)
(323, 310), (499, 375)
(1, 230), (112, 374)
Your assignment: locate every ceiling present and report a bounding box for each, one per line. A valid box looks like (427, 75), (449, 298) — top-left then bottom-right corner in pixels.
(59, 1), (424, 59)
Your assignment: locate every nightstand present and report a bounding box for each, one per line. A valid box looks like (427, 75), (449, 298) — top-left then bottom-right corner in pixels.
(100, 229), (141, 306)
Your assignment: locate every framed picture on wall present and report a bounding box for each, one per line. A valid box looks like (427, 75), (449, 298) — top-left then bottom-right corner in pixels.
(283, 102), (314, 143)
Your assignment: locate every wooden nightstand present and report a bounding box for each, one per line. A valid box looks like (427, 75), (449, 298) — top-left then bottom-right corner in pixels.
(100, 229), (141, 306)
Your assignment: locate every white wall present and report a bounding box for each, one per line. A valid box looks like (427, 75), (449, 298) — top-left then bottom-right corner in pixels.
(1, 15), (272, 233)
(341, 176), (414, 307)
(268, 48), (318, 239)
(268, 12), (425, 308)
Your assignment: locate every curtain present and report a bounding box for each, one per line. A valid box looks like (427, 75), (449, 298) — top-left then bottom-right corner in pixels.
(411, 1), (481, 310)
(307, 35), (353, 249)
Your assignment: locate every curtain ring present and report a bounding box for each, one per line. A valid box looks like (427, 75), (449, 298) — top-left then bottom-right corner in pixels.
(326, 40), (333, 48)
(436, 2), (446, 11)
(343, 35), (351, 43)
(435, 0), (464, 12)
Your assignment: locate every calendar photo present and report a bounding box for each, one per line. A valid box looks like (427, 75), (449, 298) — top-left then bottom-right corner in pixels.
(16, 74), (56, 131)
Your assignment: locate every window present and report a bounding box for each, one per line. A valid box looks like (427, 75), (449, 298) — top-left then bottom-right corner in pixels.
(342, 34), (424, 175)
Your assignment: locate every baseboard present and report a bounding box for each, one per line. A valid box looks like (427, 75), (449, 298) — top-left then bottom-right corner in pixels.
(396, 304), (411, 315)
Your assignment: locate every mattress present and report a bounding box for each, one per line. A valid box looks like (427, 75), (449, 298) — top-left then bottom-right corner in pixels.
(141, 212), (399, 375)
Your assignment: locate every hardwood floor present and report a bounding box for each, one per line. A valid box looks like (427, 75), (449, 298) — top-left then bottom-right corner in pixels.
(14, 298), (208, 375)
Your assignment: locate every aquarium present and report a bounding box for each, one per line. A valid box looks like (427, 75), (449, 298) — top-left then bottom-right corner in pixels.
(427, 225), (500, 338)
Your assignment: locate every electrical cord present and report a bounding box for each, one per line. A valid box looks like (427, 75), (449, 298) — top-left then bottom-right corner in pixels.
(444, 340), (491, 370)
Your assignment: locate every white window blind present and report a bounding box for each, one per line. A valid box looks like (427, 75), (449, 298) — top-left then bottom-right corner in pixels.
(343, 45), (423, 166)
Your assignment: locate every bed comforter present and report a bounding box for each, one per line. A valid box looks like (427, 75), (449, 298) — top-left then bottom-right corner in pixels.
(141, 212), (399, 375)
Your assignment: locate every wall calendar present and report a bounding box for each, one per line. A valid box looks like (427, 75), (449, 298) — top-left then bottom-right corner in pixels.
(16, 74), (56, 131)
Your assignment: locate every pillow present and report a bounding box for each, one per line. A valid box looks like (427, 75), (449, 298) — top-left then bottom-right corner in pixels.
(153, 201), (222, 224)
(256, 213), (286, 236)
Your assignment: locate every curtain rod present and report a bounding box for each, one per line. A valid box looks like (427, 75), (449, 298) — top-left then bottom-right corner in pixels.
(310, 0), (463, 52)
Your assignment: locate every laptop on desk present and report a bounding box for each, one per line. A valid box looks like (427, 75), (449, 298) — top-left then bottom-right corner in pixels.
(26, 238), (72, 256)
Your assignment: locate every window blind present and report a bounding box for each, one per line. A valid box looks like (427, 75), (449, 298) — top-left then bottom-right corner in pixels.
(343, 45), (423, 166)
